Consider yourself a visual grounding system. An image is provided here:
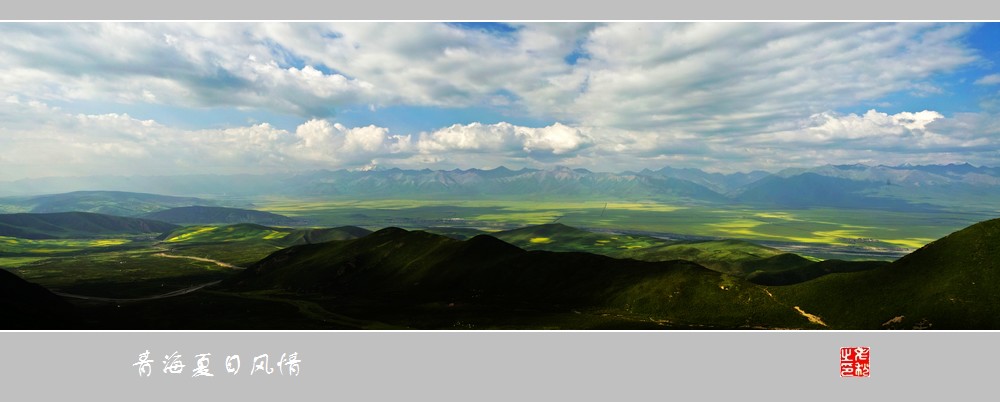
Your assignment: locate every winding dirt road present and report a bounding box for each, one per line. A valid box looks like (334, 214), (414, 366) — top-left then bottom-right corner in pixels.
(152, 252), (244, 270)
(55, 250), (242, 302)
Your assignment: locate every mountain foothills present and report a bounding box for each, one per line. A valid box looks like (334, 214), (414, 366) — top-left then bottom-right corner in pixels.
(0, 191), (223, 215)
(1, 162), (1000, 329)
(2, 163), (999, 211)
(0, 212), (178, 240)
(140, 206), (298, 225)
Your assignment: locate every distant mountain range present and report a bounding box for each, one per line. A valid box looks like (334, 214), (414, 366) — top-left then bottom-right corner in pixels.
(2, 163), (999, 211)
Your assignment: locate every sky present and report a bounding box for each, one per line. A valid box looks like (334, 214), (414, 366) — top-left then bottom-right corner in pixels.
(1, 22), (999, 180)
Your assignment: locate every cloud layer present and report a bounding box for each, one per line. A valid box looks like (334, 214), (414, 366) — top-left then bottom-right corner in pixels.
(0, 22), (998, 178)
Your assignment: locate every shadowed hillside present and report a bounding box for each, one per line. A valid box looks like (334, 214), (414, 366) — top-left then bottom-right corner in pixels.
(772, 217), (1000, 329)
(0, 212), (178, 239)
(0, 268), (78, 329)
(0, 191), (218, 216)
(225, 228), (807, 329)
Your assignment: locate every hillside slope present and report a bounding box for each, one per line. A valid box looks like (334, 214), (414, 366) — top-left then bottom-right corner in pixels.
(226, 228), (806, 328)
(0, 212), (178, 239)
(0, 268), (78, 329)
(7, 191), (216, 216)
(772, 217), (1000, 328)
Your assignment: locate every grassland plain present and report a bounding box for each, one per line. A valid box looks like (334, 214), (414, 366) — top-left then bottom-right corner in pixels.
(254, 197), (989, 255)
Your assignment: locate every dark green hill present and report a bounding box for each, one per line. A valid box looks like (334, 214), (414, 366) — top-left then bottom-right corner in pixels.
(225, 228), (805, 328)
(0, 212), (179, 239)
(141, 206), (297, 225)
(158, 223), (372, 266)
(8, 191), (218, 216)
(280, 226), (373, 244)
(160, 223), (370, 245)
(0, 268), (78, 329)
(493, 223), (610, 251)
(771, 217), (1000, 329)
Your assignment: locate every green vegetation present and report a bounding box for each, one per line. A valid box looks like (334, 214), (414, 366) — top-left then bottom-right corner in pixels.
(5, 249), (234, 299)
(771, 217), (1000, 329)
(0, 212), (178, 240)
(253, 197), (985, 258)
(0, 190), (219, 216)
(494, 224), (869, 281)
(158, 223), (372, 266)
(223, 228), (808, 329)
(140, 206), (297, 225)
(0, 236), (138, 256)
(0, 187), (997, 329)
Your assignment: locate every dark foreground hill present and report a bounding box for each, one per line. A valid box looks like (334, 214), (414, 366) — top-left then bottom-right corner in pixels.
(225, 228), (805, 329)
(25, 217), (1000, 330)
(141, 206), (297, 225)
(0, 212), (178, 239)
(773, 217), (1000, 329)
(221, 218), (1000, 329)
(0, 268), (77, 328)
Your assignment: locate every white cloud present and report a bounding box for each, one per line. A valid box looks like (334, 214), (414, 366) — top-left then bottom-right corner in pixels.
(0, 97), (596, 179)
(975, 74), (1000, 86)
(0, 22), (996, 176)
(1, 22), (978, 130)
(415, 122), (592, 157)
(559, 23), (977, 132)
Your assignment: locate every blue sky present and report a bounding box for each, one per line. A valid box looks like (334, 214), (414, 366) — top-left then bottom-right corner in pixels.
(0, 22), (998, 179)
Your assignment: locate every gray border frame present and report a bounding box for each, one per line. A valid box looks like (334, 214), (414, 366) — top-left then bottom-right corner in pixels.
(1, 0), (999, 398)
(4, 0), (1000, 20)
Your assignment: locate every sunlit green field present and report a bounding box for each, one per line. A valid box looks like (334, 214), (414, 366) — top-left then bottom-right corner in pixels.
(0, 236), (134, 255)
(255, 197), (992, 251)
(163, 225), (289, 243)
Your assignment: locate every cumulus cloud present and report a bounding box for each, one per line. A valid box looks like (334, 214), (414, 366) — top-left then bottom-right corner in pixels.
(416, 122), (591, 157)
(0, 97), (599, 179)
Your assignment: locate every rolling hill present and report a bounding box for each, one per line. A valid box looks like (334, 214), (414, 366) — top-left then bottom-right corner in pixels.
(0, 191), (220, 216)
(0, 212), (179, 240)
(224, 228), (806, 329)
(771, 216), (1000, 329)
(220, 218), (1000, 329)
(159, 223), (371, 245)
(141, 206), (298, 225)
(491, 223), (875, 283)
(158, 223), (372, 266)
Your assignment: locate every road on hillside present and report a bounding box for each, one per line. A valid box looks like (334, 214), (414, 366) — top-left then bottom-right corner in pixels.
(54, 280), (223, 303)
